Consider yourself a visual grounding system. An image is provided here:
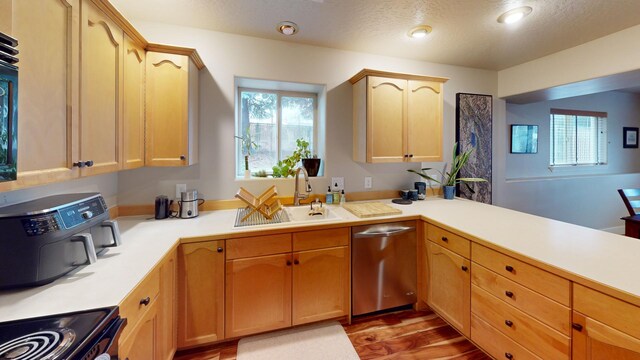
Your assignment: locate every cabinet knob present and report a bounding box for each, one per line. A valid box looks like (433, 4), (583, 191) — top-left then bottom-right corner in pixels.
(409, 154), (414, 158)
(441, 236), (448, 242)
(180, 155), (186, 160)
(505, 319), (513, 327)
(505, 353), (513, 360)
(505, 265), (514, 273)
(572, 323), (583, 332)
(217, 247), (223, 253)
(84, 160), (94, 167)
(294, 259), (300, 265)
(140, 296), (151, 306)
(461, 265), (468, 272)
(505, 290), (514, 298)
(286, 260), (292, 266)
(73, 161), (86, 168)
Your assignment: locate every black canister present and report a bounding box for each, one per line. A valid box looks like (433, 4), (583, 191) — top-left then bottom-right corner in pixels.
(155, 195), (172, 219)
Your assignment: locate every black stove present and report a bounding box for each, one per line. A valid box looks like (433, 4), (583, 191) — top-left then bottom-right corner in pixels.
(0, 307), (125, 360)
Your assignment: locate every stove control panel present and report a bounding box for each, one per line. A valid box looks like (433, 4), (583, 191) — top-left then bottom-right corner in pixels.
(58, 197), (107, 229)
(21, 213), (62, 237)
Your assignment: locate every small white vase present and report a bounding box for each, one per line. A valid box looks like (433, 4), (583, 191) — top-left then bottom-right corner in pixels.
(244, 170), (251, 179)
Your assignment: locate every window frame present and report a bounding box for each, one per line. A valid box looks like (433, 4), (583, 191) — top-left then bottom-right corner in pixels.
(549, 108), (608, 168)
(236, 87), (318, 177)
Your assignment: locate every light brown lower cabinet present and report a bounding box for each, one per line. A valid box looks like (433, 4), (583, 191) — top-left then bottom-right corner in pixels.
(158, 249), (177, 360)
(425, 241), (470, 337)
(119, 301), (159, 359)
(178, 241), (225, 348)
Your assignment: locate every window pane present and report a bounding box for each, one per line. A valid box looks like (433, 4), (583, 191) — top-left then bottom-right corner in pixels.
(280, 96), (314, 160)
(240, 91), (277, 174)
(576, 116), (596, 164)
(550, 111), (607, 167)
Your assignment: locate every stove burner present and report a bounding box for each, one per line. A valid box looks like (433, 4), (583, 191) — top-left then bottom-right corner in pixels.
(0, 329), (75, 360)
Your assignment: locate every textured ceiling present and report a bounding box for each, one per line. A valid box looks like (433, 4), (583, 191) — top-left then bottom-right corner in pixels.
(110, 0), (640, 71)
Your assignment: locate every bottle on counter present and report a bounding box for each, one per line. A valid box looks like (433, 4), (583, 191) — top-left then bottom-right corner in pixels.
(340, 189), (346, 205)
(326, 186), (333, 204)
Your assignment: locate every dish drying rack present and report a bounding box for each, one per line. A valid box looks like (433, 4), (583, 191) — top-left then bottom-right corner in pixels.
(234, 185), (286, 226)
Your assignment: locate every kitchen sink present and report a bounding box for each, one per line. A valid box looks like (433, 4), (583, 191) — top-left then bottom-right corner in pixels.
(284, 205), (341, 222)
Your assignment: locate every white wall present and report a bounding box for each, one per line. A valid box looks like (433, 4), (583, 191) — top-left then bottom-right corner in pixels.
(117, 22), (501, 205)
(494, 91), (640, 231)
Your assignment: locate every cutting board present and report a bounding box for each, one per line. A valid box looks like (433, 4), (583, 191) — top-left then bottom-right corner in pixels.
(342, 202), (402, 218)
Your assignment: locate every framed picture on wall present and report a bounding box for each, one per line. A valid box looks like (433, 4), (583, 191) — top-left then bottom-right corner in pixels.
(623, 127), (639, 148)
(510, 124), (538, 154)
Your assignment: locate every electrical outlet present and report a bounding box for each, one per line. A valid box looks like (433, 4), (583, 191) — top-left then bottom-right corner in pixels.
(364, 177), (372, 189)
(331, 177), (344, 191)
(176, 184), (187, 199)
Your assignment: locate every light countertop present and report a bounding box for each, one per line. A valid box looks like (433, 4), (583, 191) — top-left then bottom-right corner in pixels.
(1, 197), (639, 322)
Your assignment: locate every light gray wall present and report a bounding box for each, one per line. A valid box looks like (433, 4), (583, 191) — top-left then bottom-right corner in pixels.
(494, 91), (640, 231)
(117, 22), (501, 205)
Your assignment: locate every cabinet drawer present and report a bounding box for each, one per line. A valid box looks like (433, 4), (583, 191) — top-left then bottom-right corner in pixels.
(471, 263), (571, 335)
(471, 313), (542, 360)
(472, 243), (570, 306)
(574, 283), (640, 340)
(426, 224), (470, 258)
(472, 285), (570, 360)
(293, 227), (349, 252)
(227, 233), (292, 259)
(119, 268), (160, 342)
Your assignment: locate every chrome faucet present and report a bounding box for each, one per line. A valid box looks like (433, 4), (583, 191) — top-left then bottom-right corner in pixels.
(293, 167), (312, 206)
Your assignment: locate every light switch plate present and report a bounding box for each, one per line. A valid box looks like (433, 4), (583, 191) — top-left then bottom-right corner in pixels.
(331, 177), (344, 191)
(364, 177), (372, 189)
(176, 184), (187, 199)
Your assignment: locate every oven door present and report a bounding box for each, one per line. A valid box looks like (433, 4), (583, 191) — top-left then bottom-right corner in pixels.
(0, 61), (17, 182)
(78, 316), (127, 359)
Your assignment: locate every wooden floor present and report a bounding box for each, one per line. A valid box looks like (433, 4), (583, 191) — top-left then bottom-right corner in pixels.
(174, 309), (489, 360)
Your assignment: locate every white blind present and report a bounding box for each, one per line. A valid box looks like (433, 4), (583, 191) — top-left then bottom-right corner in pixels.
(550, 110), (607, 166)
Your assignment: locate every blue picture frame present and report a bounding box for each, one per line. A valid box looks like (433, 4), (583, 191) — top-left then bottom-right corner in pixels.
(510, 125), (538, 154)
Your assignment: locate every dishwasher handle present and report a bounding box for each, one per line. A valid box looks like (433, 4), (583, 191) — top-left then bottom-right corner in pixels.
(353, 226), (415, 238)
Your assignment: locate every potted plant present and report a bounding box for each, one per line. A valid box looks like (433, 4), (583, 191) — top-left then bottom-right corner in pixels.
(408, 143), (486, 199)
(272, 138), (321, 177)
(235, 129), (258, 179)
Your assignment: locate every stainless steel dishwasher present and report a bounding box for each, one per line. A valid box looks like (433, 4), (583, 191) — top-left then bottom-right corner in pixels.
(351, 220), (417, 316)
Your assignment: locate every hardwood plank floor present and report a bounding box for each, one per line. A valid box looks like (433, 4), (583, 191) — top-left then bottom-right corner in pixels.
(174, 309), (489, 360)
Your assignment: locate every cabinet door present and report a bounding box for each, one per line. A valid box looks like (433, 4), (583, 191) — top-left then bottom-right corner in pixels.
(80, 0), (123, 176)
(226, 253), (292, 338)
(119, 301), (159, 360)
(292, 246), (349, 325)
(6, 0), (78, 191)
(158, 249), (177, 360)
(573, 311), (640, 359)
(367, 76), (406, 163)
(407, 80), (443, 162)
(178, 241), (225, 348)
(426, 241), (470, 336)
(145, 52), (189, 166)
(122, 34), (145, 170)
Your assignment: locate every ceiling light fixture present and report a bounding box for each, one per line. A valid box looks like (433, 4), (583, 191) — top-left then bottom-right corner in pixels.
(408, 25), (432, 39)
(277, 21), (298, 36)
(497, 6), (532, 24)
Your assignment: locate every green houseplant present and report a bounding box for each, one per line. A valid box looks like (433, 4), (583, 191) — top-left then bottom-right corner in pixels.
(235, 129), (258, 179)
(408, 143), (486, 199)
(272, 138), (319, 178)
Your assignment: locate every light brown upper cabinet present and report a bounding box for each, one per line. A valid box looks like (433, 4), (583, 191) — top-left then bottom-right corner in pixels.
(122, 34), (145, 170)
(145, 50), (200, 167)
(350, 69), (448, 163)
(2, 0), (79, 192)
(80, 0), (124, 176)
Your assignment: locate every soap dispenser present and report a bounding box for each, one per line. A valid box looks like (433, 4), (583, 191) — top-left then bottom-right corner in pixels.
(325, 186), (333, 204)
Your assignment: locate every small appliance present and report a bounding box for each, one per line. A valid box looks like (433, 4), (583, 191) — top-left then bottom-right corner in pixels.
(0, 306), (125, 359)
(0, 192), (121, 289)
(178, 190), (204, 219)
(154, 195), (172, 219)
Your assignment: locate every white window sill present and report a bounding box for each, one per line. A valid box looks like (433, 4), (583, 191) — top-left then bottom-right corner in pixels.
(548, 164), (608, 173)
(235, 176), (326, 181)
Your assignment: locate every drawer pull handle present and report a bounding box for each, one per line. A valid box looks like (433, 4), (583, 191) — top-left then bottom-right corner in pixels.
(294, 259), (300, 265)
(505, 265), (514, 273)
(572, 323), (583, 332)
(505, 320), (513, 327)
(505, 353), (513, 360)
(140, 297), (151, 306)
(217, 247), (223, 253)
(461, 265), (468, 272)
(286, 260), (292, 266)
(505, 291), (514, 298)
(441, 236), (448, 242)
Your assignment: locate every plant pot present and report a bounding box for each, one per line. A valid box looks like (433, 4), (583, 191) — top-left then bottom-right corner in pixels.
(302, 158), (321, 177)
(244, 170), (251, 179)
(443, 186), (456, 200)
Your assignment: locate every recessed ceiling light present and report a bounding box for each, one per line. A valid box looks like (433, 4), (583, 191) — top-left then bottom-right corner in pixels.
(408, 25), (432, 39)
(497, 6), (532, 24)
(277, 21), (298, 36)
